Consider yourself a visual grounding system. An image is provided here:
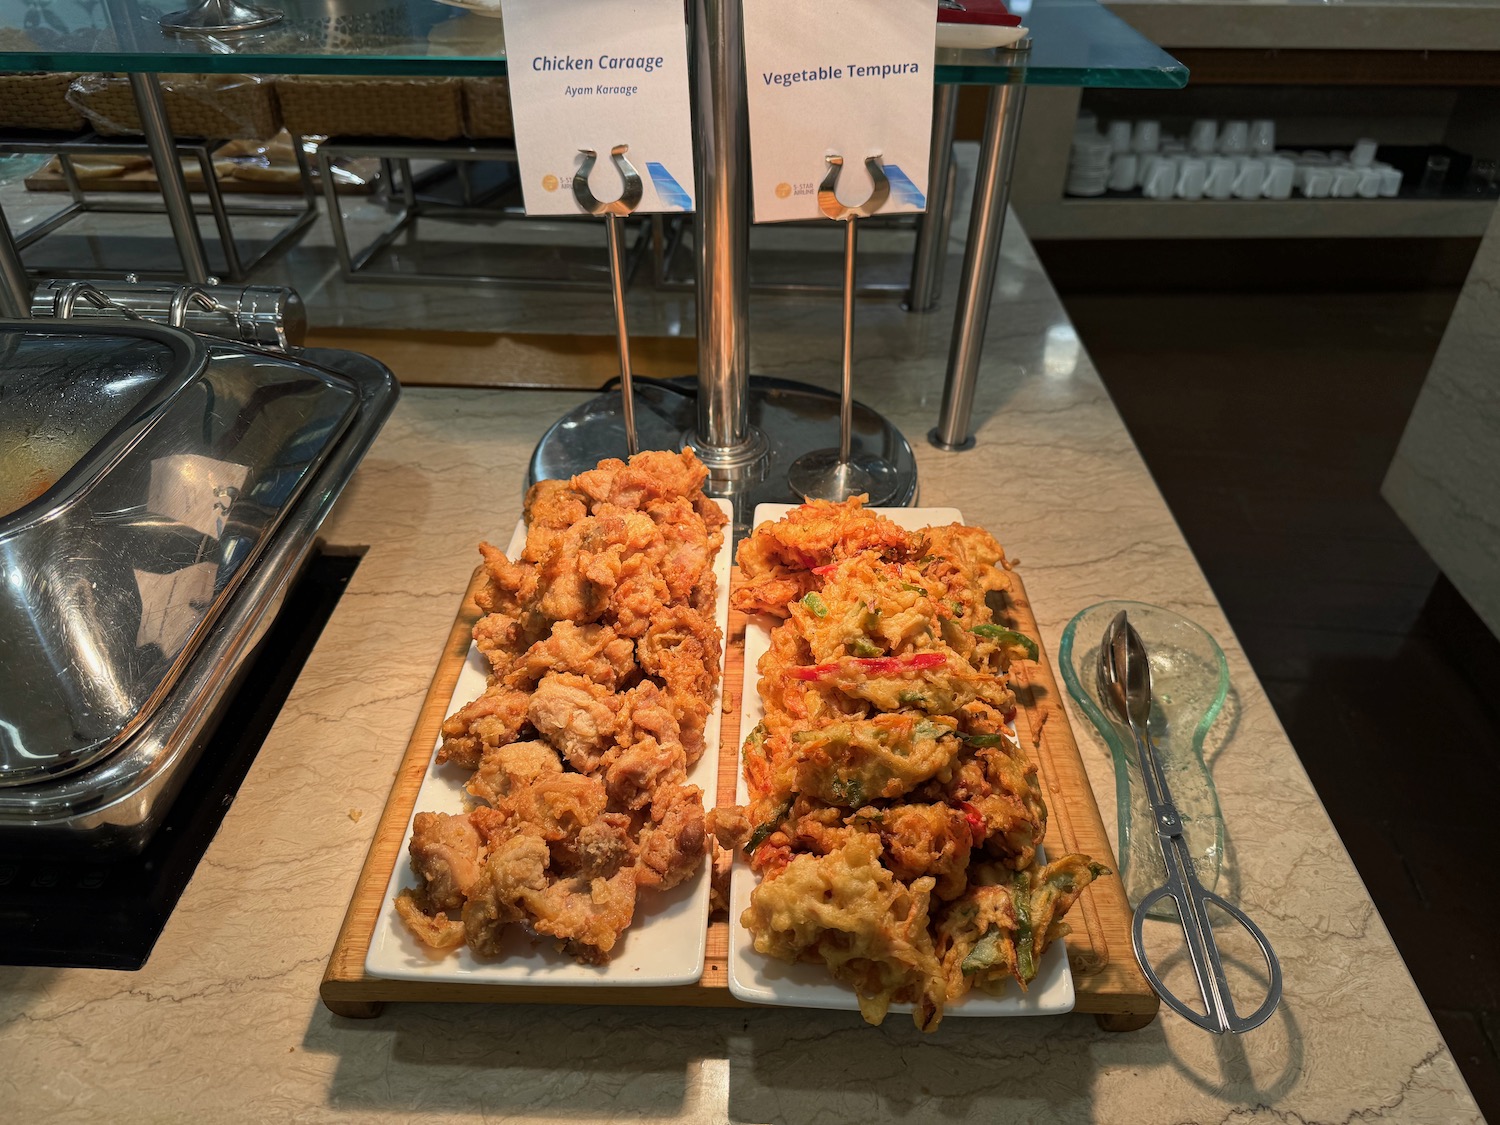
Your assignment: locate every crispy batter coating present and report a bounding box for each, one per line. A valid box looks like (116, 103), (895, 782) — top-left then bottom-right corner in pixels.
(527, 673), (620, 773)
(743, 835), (947, 1030)
(572, 448), (711, 510)
(466, 740), (563, 806)
(571, 813), (636, 879)
(437, 683), (529, 770)
(638, 605), (723, 764)
(744, 714), (966, 821)
(934, 881), (1018, 999)
(502, 621), (636, 691)
(878, 803), (974, 901)
(730, 499), (1108, 1030)
(395, 890), (466, 950)
(527, 868), (639, 963)
(463, 833), (550, 957)
(732, 497), (911, 617)
(397, 449), (723, 964)
(635, 783), (709, 891)
(406, 811), (483, 912)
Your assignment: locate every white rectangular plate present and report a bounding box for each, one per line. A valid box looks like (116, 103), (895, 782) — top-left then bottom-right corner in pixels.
(727, 504), (1075, 1017)
(365, 498), (733, 987)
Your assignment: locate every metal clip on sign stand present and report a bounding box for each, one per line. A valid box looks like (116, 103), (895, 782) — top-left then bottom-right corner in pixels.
(787, 155), (901, 505)
(574, 145), (645, 456)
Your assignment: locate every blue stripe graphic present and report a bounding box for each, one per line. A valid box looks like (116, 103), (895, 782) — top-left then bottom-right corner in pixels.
(647, 162), (693, 211)
(883, 163), (927, 209)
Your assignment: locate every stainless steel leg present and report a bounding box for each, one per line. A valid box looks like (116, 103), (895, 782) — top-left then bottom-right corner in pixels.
(195, 147), (245, 281)
(399, 159), (417, 208)
(128, 73), (211, 283)
(0, 207), (29, 317)
(316, 145), (358, 276)
(59, 155), (87, 205)
(905, 83), (959, 313)
(293, 138), (318, 209)
(930, 83), (1027, 451)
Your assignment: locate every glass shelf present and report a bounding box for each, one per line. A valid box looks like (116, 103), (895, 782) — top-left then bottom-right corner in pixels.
(937, 0), (1187, 89)
(0, 0), (1185, 87)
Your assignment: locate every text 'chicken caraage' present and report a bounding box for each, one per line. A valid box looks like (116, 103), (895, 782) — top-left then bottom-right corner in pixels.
(395, 448), (725, 964)
(714, 498), (1108, 1029)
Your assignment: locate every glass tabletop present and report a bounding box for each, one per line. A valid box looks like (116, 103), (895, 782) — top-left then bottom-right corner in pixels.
(0, 0), (1184, 87)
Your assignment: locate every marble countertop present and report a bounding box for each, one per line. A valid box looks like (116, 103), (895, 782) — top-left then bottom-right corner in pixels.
(0, 221), (1481, 1123)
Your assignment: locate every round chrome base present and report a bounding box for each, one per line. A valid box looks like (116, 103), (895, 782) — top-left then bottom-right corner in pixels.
(787, 448), (902, 505)
(928, 426), (976, 453)
(159, 0), (282, 35)
(527, 376), (918, 534)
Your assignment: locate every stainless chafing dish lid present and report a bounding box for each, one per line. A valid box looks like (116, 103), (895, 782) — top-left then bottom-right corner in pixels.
(0, 319), (362, 787)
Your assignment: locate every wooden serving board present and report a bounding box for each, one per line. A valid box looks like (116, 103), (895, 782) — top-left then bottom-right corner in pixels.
(320, 566), (1160, 1030)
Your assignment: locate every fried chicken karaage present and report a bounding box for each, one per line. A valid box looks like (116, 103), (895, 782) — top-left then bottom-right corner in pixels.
(395, 449), (725, 964)
(727, 499), (1108, 1030)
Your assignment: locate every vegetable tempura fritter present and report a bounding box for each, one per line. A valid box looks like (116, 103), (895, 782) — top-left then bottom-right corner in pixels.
(729, 499), (1108, 1029)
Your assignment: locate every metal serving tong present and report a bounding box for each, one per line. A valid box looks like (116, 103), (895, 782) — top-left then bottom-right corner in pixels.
(574, 144), (645, 455)
(787, 154), (901, 505)
(1097, 610), (1283, 1033)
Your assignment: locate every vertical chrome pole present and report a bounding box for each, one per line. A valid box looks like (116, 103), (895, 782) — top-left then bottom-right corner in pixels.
(691, 0), (758, 457)
(930, 82), (1027, 451)
(838, 217), (857, 463)
(905, 83), (959, 313)
(605, 213), (639, 456)
(0, 208), (29, 318)
(129, 73), (212, 284)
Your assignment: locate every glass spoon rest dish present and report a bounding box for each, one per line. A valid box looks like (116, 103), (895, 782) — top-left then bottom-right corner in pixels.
(1058, 600), (1228, 919)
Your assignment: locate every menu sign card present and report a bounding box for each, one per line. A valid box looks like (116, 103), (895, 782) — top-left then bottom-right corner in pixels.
(500, 0), (696, 215)
(741, 0), (938, 223)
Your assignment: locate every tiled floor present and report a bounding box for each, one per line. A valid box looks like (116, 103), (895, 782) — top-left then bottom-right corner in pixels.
(1053, 285), (1500, 1122)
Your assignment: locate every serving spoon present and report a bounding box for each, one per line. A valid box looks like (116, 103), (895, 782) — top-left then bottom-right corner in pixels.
(1097, 609), (1282, 1033)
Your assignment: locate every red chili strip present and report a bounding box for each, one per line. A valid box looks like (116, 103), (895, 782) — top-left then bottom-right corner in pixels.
(787, 651), (947, 681)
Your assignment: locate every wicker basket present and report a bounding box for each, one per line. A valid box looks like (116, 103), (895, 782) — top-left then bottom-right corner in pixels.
(0, 73), (86, 132)
(277, 76), (465, 141)
(461, 76), (513, 140)
(66, 74), (282, 140)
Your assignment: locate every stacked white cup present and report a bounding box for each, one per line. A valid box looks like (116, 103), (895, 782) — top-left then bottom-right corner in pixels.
(1205, 157), (1236, 199)
(1066, 131), (1114, 196)
(1263, 157), (1295, 200)
(1249, 120), (1277, 157)
(1176, 158), (1209, 200)
(1219, 121), (1250, 156)
(1189, 119), (1217, 156)
(1074, 115), (1405, 203)
(1132, 120), (1162, 154)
